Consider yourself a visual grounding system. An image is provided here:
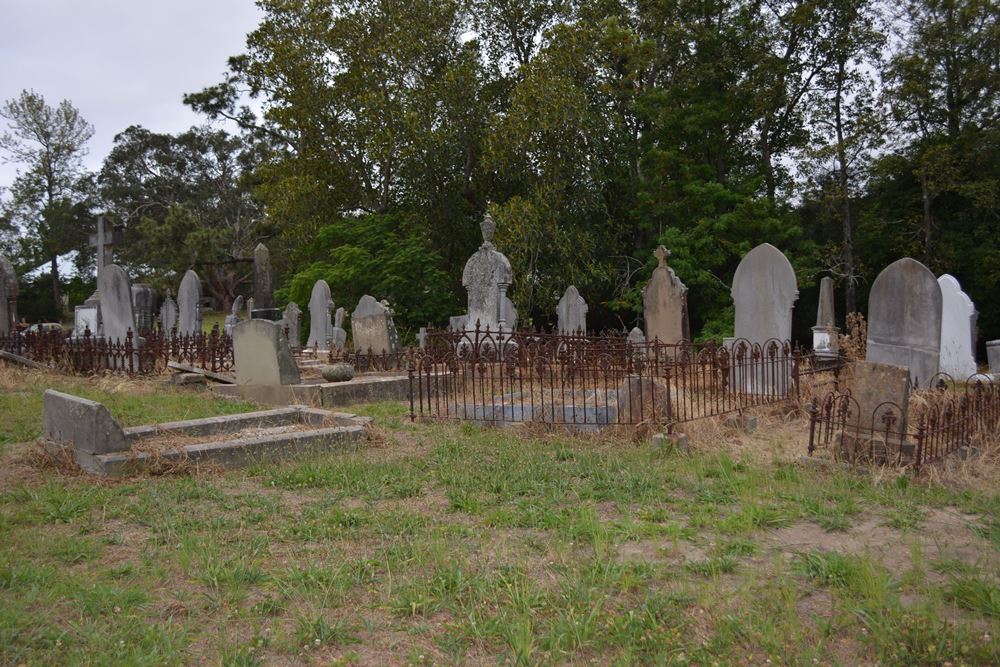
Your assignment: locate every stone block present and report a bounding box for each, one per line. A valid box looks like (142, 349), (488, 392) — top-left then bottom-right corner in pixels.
(173, 372), (207, 386)
(233, 319), (301, 386)
(43, 390), (127, 472)
(987, 340), (1000, 375)
(651, 432), (690, 454)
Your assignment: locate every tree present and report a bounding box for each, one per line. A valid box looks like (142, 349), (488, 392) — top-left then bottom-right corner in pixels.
(99, 125), (268, 309)
(0, 90), (94, 310)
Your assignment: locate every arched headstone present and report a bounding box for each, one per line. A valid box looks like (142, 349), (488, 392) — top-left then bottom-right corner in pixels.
(177, 270), (203, 335)
(307, 280), (334, 350)
(462, 212), (513, 331)
(937, 274), (977, 379)
(731, 243), (798, 345)
(557, 285), (588, 335)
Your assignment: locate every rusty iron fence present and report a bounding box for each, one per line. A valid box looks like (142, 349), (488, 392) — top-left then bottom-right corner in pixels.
(408, 326), (840, 430)
(807, 374), (1000, 470)
(0, 326), (235, 375)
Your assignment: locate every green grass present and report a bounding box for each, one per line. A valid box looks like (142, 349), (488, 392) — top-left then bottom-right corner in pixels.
(1, 375), (999, 664)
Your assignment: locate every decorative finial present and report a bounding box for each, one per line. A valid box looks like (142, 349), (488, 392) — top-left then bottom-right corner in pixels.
(654, 245), (671, 268)
(481, 212), (496, 246)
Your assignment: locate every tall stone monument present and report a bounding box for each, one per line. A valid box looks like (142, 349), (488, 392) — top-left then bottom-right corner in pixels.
(307, 280), (334, 350)
(96, 265), (136, 342)
(731, 243), (798, 344)
(937, 274), (978, 379)
(557, 285), (588, 335)
(812, 276), (839, 359)
(351, 295), (400, 354)
(160, 289), (178, 333)
(177, 270), (203, 336)
(866, 258), (941, 387)
(642, 246), (688, 345)
(0, 255), (17, 334)
(461, 212), (513, 332)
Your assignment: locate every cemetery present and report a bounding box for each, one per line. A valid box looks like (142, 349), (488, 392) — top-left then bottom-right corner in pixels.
(2, 2), (999, 660)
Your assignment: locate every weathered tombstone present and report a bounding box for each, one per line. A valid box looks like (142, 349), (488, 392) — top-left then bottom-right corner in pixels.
(839, 361), (912, 461)
(988, 341), (1000, 376)
(0, 254), (18, 333)
(96, 264), (136, 342)
(331, 307), (347, 352)
(282, 302), (302, 347)
(417, 327), (428, 349)
(307, 280), (334, 349)
(131, 284), (157, 334)
(177, 270), (203, 336)
(642, 246), (687, 345)
(557, 285), (588, 335)
(812, 276), (840, 359)
(253, 242), (274, 309)
(160, 289), (178, 333)
(462, 212), (513, 332)
(627, 327), (646, 348)
(731, 243), (798, 345)
(246, 297), (255, 316)
(937, 274), (978, 380)
(74, 304), (99, 336)
(351, 295), (400, 354)
(866, 258), (941, 387)
(449, 315), (469, 332)
(232, 320), (301, 387)
(0, 274), (8, 336)
(224, 296), (244, 336)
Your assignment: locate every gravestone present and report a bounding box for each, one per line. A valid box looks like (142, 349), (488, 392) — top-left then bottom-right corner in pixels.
(866, 258), (942, 387)
(627, 327), (646, 348)
(642, 246), (687, 345)
(449, 315), (469, 332)
(283, 302), (302, 347)
(160, 289), (178, 333)
(937, 274), (978, 380)
(232, 320), (300, 386)
(0, 274), (8, 336)
(812, 276), (839, 359)
(461, 212), (513, 332)
(331, 307), (347, 351)
(307, 280), (334, 349)
(988, 341), (1000, 375)
(97, 264), (136, 342)
(557, 285), (588, 335)
(731, 243), (798, 345)
(0, 254), (17, 333)
(177, 270), (203, 335)
(224, 296), (244, 336)
(253, 242), (274, 309)
(131, 284), (157, 334)
(351, 295), (400, 354)
(418, 327), (428, 349)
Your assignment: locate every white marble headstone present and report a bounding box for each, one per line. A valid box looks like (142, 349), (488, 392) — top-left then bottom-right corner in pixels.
(937, 274), (977, 379)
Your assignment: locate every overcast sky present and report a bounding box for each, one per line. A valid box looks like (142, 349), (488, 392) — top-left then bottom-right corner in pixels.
(0, 0), (263, 191)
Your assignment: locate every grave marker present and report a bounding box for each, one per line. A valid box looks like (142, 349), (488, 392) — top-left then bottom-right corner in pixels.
(232, 320), (301, 387)
(937, 274), (978, 379)
(224, 296), (244, 335)
(351, 295), (400, 354)
(557, 285), (588, 335)
(462, 212), (513, 331)
(96, 264), (136, 342)
(160, 289), (178, 333)
(642, 246), (687, 344)
(812, 276), (839, 359)
(307, 280), (334, 349)
(177, 270), (203, 335)
(283, 302), (302, 347)
(731, 243), (798, 345)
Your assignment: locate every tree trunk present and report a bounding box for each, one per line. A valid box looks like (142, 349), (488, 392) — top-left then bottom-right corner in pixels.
(920, 172), (933, 261)
(834, 58), (856, 316)
(50, 255), (61, 315)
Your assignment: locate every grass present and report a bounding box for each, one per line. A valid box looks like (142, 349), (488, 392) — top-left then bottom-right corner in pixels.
(1, 370), (999, 664)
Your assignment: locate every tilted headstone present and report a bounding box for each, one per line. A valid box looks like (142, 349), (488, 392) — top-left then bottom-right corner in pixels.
(253, 242), (274, 309)
(557, 285), (588, 335)
(987, 341), (1000, 376)
(131, 284), (157, 334)
(866, 258), (942, 387)
(812, 276), (839, 359)
(177, 270), (203, 336)
(306, 280), (334, 349)
(351, 295), (400, 354)
(160, 289), (178, 333)
(332, 307), (347, 351)
(461, 212), (513, 331)
(232, 320), (301, 387)
(937, 274), (978, 380)
(642, 246), (687, 344)
(224, 296), (244, 336)
(731, 243), (798, 345)
(282, 301), (302, 347)
(97, 264), (136, 342)
(0, 254), (18, 332)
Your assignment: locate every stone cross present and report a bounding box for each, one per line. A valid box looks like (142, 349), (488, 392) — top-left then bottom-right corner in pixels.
(253, 242), (274, 309)
(866, 258), (941, 387)
(643, 245), (687, 345)
(89, 216), (121, 270)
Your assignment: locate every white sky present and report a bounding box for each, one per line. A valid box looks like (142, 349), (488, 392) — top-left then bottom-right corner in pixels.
(0, 0), (263, 190)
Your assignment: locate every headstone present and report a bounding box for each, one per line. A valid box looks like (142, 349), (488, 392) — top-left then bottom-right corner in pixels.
(449, 315), (469, 332)
(461, 212), (513, 332)
(351, 295), (400, 354)
(937, 274), (978, 380)
(0, 274), (8, 336)
(987, 341), (1000, 376)
(557, 285), (588, 335)
(417, 327), (428, 349)
(74, 304), (99, 336)
(0, 254), (18, 333)
(306, 280), (334, 349)
(232, 320), (301, 386)
(642, 246), (687, 344)
(812, 276), (840, 359)
(866, 258), (941, 387)
(501, 295), (518, 331)
(282, 302), (302, 347)
(177, 270), (203, 336)
(731, 243), (798, 345)
(246, 297), (255, 315)
(627, 327), (646, 347)
(253, 242), (274, 309)
(331, 307), (347, 351)
(160, 289), (178, 333)
(838, 361), (912, 462)
(131, 284), (157, 334)
(224, 296), (244, 336)
(96, 265), (136, 341)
